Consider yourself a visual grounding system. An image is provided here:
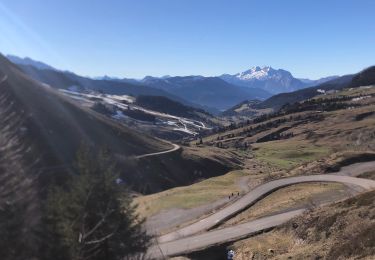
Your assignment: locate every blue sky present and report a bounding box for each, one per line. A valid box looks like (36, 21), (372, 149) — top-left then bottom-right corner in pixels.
(0, 0), (374, 79)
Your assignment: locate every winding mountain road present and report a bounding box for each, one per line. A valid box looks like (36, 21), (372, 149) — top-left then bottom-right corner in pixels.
(147, 173), (375, 258)
(158, 174), (375, 243)
(147, 209), (305, 258)
(135, 143), (180, 159)
(332, 161), (375, 177)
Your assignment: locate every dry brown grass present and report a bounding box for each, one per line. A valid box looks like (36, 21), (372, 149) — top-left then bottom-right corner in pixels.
(358, 170), (375, 180)
(202, 86), (375, 173)
(253, 139), (331, 170)
(220, 182), (348, 228)
(134, 170), (250, 218)
(231, 190), (375, 260)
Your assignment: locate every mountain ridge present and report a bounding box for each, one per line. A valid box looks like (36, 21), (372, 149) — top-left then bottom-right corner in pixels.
(220, 66), (338, 94)
(7, 55), (341, 111)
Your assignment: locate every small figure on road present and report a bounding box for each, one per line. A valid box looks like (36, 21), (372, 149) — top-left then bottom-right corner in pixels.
(237, 191), (239, 196)
(231, 192), (234, 196)
(227, 249), (235, 260)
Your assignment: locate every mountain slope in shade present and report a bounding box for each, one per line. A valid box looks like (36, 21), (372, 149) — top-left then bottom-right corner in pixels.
(6, 54), (57, 71)
(349, 66), (375, 88)
(141, 76), (271, 110)
(0, 53), (177, 195)
(0, 55), (170, 162)
(134, 95), (211, 120)
(12, 62), (211, 109)
(226, 66), (375, 113)
(220, 66), (337, 94)
(221, 99), (264, 117)
(8, 56), (220, 114)
(299, 75), (339, 85)
(255, 66), (375, 110)
(1, 54), (237, 193)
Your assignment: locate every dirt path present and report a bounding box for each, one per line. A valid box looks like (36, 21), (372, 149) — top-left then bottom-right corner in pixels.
(136, 143), (180, 159)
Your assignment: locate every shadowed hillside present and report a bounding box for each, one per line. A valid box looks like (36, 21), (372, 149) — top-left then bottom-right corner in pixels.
(15, 63), (196, 102)
(12, 63), (219, 113)
(258, 66), (375, 111)
(141, 76), (271, 110)
(135, 95), (211, 119)
(0, 55), (170, 163)
(0, 54), (237, 193)
(349, 66), (375, 88)
(255, 74), (354, 110)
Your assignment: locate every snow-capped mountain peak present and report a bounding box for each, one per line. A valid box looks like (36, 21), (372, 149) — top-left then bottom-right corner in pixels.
(220, 66), (308, 94)
(235, 66), (289, 81)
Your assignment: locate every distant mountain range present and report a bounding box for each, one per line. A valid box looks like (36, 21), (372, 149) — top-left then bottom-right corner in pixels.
(220, 66), (339, 94)
(221, 65), (375, 116)
(139, 75), (271, 110)
(6, 55), (270, 111)
(6, 55), (339, 112)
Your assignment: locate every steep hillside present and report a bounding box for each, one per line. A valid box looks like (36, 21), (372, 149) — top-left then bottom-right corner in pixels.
(135, 95), (211, 119)
(7, 54), (57, 70)
(0, 69), (41, 258)
(349, 65), (375, 88)
(8, 56), (221, 114)
(258, 66), (374, 111)
(57, 89), (218, 140)
(15, 63), (222, 115)
(201, 84), (375, 173)
(0, 54), (169, 257)
(0, 56), (169, 162)
(255, 74), (354, 110)
(0, 56), (237, 258)
(231, 190), (375, 260)
(0, 54), (237, 192)
(221, 99), (272, 118)
(16, 64), (187, 100)
(220, 68), (375, 115)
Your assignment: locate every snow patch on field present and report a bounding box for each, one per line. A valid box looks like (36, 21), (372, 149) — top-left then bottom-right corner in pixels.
(58, 88), (210, 136)
(112, 110), (126, 119)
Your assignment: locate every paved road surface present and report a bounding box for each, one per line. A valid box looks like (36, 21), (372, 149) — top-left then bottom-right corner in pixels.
(147, 209), (305, 258)
(332, 161), (375, 177)
(136, 143), (180, 159)
(157, 175), (375, 244)
(148, 174), (375, 258)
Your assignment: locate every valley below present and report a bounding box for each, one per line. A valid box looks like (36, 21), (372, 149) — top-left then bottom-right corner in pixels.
(1, 53), (375, 260)
(2, 2), (375, 260)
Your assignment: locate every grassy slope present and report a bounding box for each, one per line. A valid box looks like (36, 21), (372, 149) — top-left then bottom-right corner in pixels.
(255, 74), (354, 110)
(137, 86), (375, 215)
(135, 170), (248, 218)
(203, 85), (375, 172)
(231, 190), (375, 260)
(220, 182), (347, 228)
(253, 139), (331, 170)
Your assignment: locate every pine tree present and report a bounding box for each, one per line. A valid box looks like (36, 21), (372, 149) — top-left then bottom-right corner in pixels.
(45, 146), (150, 260)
